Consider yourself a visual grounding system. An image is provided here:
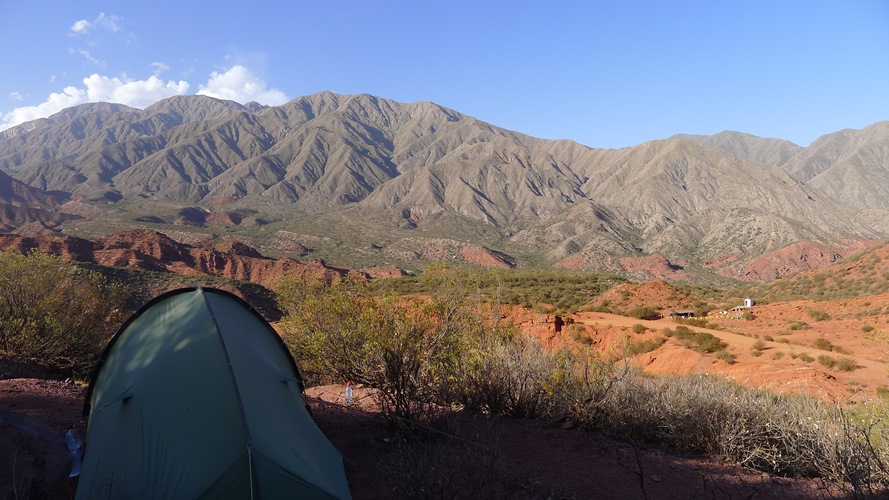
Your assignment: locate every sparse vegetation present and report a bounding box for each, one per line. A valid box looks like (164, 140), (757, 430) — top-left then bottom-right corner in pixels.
(798, 353), (815, 363)
(807, 308), (832, 322)
(0, 250), (131, 375)
(812, 337), (851, 354)
(626, 336), (667, 356)
(626, 306), (660, 321)
(372, 267), (625, 314)
(673, 316), (709, 328)
(716, 351), (736, 364)
(816, 355), (860, 372)
(671, 326), (727, 354)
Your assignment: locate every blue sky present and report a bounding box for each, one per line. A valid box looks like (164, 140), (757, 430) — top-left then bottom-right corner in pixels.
(1, 1), (887, 148)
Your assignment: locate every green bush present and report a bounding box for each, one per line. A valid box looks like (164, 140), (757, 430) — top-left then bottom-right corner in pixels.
(0, 250), (130, 374)
(674, 316), (709, 328)
(716, 351), (736, 364)
(631, 323), (647, 334)
(626, 336), (667, 356)
(808, 309), (832, 322)
(834, 357), (860, 372)
(813, 337), (835, 351)
(672, 327), (727, 353)
(277, 275), (472, 424)
(818, 355), (837, 369)
(627, 306), (660, 321)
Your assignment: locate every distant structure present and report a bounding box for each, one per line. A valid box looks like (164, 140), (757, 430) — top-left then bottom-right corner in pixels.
(671, 309), (696, 319)
(744, 297), (755, 308)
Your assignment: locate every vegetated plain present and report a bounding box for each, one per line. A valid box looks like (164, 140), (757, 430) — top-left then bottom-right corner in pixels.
(3, 242), (889, 496)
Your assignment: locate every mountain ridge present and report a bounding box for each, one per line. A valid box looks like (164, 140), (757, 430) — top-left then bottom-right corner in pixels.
(0, 92), (887, 281)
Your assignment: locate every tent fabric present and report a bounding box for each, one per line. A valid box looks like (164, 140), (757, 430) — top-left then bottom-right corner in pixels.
(76, 287), (351, 500)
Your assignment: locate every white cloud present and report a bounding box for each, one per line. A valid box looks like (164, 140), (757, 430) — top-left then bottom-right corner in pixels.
(73, 48), (105, 67)
(0, 64), (286, 132)
(70, 20), (91, 35)
(81, 74), (190, 108)
(150, 62), (171, 77)
(0, 74), (189, 131)
(69, 13), (123, 36)
(197, 65), (288, 105)
(9, 92), (25, 102)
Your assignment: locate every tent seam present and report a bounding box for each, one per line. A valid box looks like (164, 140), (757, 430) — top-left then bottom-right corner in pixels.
(197, 286), (261, 500)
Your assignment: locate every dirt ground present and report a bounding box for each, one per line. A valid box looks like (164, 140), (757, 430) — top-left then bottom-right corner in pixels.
(1, 378), (849, 500)
(527, 280), (889, 403)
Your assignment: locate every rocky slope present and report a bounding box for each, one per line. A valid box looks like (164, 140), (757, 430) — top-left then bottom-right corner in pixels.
(0, 230), (358, 289)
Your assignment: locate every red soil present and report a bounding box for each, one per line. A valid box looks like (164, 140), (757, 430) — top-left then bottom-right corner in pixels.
(0, 379), (840, 499)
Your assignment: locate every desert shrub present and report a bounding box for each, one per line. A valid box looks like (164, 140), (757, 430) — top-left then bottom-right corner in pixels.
(626, 336), (667, 356)
(716, 351), (736, 364)
(566, 372), (889, 489)
(789, 322), (809, 330)
(798, 353), (815, 363)
(277, 274), (472, 424)
(672, 327), (726, 353)
(764, 335), (775, 342)
(834, 357), (860, 372)
(570, 325), (592, 345)
(752, 340), (767, 351)
(627, 306), (660, 321)
(751, 349), (764, 357)
(818, 355), (837, 369)
(674, 316), (709, 328)
(741, 310), (754, 321)
(813, 337), (836, 351)
(631, 323), (646, 334)
(453, 333), (561, 419)
(808, 309), (832, 321)
(0, 250), (130, 374)
(863, 325), (876, 333)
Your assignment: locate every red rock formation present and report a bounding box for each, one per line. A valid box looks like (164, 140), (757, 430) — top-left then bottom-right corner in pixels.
(618, 254), (687, 281)
(364, 264), (408, 278)
(0, 230), (364, 289)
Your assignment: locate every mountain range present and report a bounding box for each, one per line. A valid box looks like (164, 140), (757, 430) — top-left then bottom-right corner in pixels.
(1, 92), (888, 282)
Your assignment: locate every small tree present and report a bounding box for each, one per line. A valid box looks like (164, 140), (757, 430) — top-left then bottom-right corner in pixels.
(0, 250), (130, 375)
(276, 275), (470, 424)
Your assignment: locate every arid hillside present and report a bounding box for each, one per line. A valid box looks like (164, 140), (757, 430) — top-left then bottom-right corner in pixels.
(519, 248), (889, 403)
(2, 93), (889, 279)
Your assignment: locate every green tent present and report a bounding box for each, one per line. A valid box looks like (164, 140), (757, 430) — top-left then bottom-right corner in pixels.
(76, 287), (351, 499)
